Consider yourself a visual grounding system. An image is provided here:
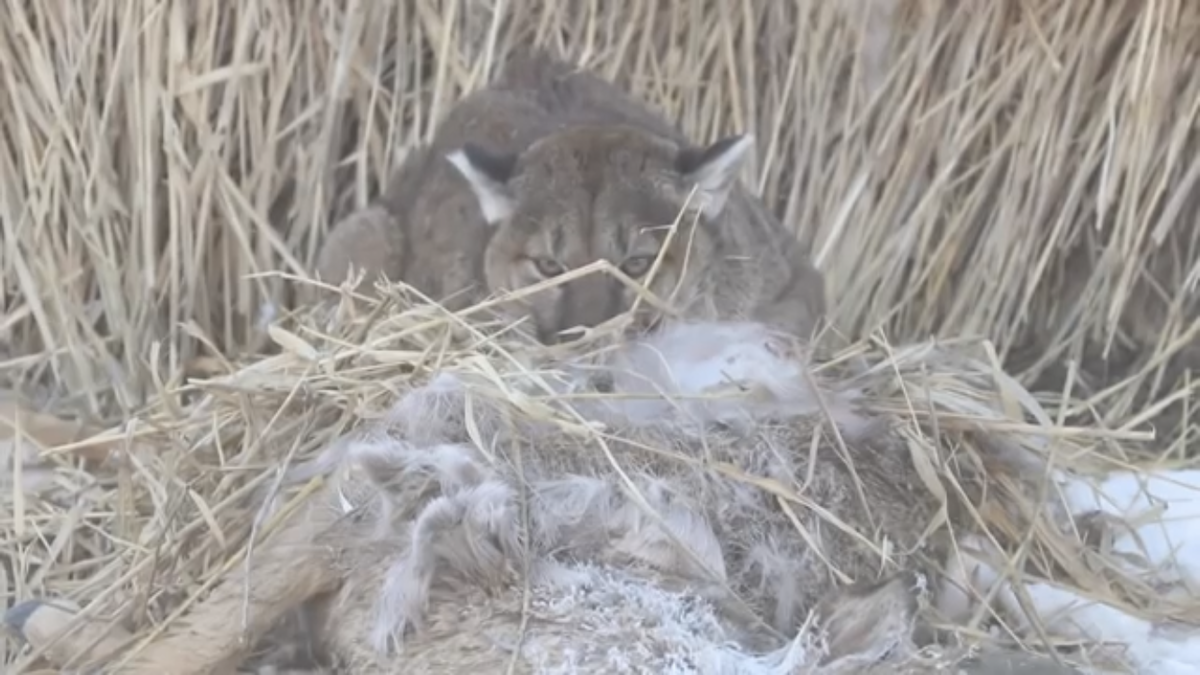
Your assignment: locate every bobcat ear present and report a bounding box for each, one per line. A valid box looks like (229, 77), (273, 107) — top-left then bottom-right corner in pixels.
(675, 134), (755, 218)
(446, 143), (518, 224)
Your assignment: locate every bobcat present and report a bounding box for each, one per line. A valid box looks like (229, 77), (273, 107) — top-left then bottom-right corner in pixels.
(314, 51), (827, 343)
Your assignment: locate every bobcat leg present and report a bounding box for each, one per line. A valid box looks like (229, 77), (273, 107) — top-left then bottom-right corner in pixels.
(309, 205), (405, 301)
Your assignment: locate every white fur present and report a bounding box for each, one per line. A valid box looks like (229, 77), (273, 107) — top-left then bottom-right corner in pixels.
(588, 321), (869, 436)
(386, 322), (872, 443)
(445, 150), (515, 224)
(686, 135), (756, 219)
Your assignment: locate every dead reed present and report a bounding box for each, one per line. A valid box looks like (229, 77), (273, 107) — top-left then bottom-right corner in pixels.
(0, 0), (1197, 671)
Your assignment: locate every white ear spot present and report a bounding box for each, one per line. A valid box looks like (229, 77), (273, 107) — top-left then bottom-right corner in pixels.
(678, 134), (755, 219)
(446, 149), (516, 225)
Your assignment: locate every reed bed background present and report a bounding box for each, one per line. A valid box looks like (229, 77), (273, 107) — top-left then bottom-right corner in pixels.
(1, 0), (1198, 670)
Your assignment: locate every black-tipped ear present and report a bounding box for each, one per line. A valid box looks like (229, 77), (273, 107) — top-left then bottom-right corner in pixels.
(674, 134), (755, 218)
(445, 143), (519, 224)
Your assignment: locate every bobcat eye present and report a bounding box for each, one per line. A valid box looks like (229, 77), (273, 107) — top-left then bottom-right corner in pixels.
(531, 257), (566, 278)
(620, 255), (655, 278)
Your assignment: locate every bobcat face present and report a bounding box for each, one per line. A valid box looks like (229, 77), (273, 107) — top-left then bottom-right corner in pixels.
(447, 126), (753, 343)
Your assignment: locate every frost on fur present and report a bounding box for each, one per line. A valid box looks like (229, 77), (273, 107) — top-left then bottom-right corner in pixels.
(368, 558), (927, 675)
(473, 561), (826, 675)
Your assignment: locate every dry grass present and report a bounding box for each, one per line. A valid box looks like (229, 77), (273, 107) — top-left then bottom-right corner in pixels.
(0, 292), (1180, 672)
(1, 0), (1198, 671)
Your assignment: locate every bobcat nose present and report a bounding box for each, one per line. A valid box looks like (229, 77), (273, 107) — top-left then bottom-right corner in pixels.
(556, 274), (621, 340)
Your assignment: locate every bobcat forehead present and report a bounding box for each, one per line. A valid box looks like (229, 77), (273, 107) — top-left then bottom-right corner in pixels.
(514, 126), (679, 177)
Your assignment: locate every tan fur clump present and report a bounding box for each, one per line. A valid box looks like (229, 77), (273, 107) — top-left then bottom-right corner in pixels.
(314, 50), (827, 343)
